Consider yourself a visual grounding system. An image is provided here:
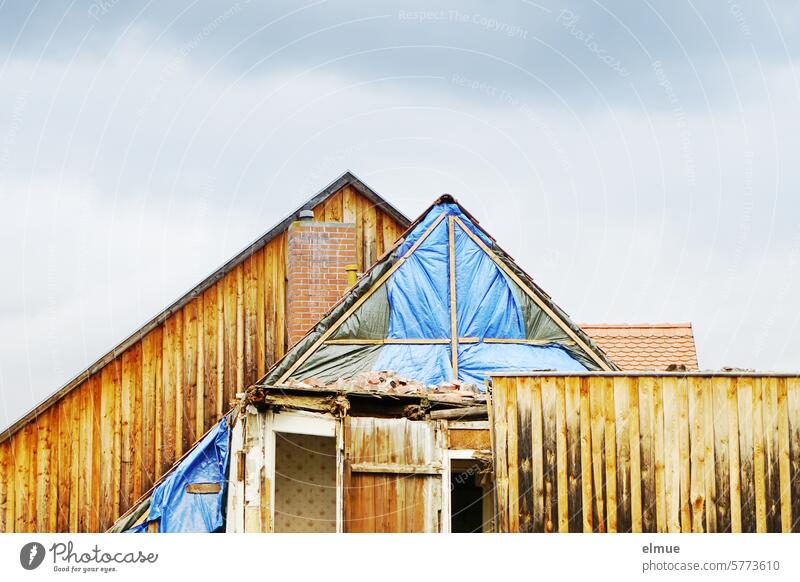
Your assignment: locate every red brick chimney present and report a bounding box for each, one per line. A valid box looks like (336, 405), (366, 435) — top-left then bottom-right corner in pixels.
(286, 214), (357, 346)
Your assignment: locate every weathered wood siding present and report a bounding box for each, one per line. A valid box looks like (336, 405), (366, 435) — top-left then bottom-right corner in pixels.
(490, 374), (800, 533)
(0, 185), (406, 533)
(344, 417), (444, 533)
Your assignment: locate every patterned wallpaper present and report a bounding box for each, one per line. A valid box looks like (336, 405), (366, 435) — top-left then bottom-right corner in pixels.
(274, 433), (337, 533)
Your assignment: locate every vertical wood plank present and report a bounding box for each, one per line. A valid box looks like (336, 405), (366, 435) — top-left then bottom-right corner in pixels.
(255, 248), (267, 379)
(89, 374), (104, 532)
(603, 377), (618, 532)
(689, 376), (706, 532)
(173, 309), (184, 460)
(492, 379), (509, 533)
(712, 377), (732, 532)
(353, 193), (364, 270)
(787, 378), (800, 532)
(763, 377), (780, 532)
(505, 378), (520, 533)
(555, 377), (569, 533)
(628, 377), (643, 532)
(737, 376), (755, 532)
(662, 376), (680, 532)
(69, 391), (80, 532)
(515, 381), (534, 532)
(589, 376), (607, 532)
(121, 345), (141, 517)
(677, 377), (691, 532)
(275, 234), (287, 359)
(579, 377), (593, 533)
(777, 378), (792, 532)
(653, 378), (668, 532)
(236, 264), (245, 399)
(374, 211), (385, 257)
(202, 286), (219, 431)
(728, 378), (743, 533)
(530, 377), (545, 532)
(15, 426), (29, 532)
(382, 210), (397, 251)
(264, 242), (276, 367)
(4, 440), (14, 532)
(363, 202), (377, 269)
(541, 377), (558, 533)
(217, 279), (227, 418)
(196, 294), (205, 439)
(638, 376), (656, 533)
(162, 315), (177, 477)
(565, 376), (584, 532)
(99, 364), (116, 531)
(108, 357), (122, 515)
(27, 424), (37, 532)
(703, 377), (718, 532)
(342, 185), (357, 224)
(182, 301), (198, 452)
(613, 376), (631, 533)
(78, 379), (95, 532)
(56, 395), (73, 532)
(752, 378), (767, 532)
(48, 410), (59, 531)
(35, 413), (51, 532)
(0, 443), (7, 532)
(141, 327), (161, 492)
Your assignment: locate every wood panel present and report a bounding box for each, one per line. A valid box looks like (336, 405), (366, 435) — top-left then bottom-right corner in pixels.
(492, 374), (799, 533)
(120, 345), (141, 519)
(344, 417), (443, 533)
(182, 300), (199, 454)
(0, 441), (7, 532)
(448, 428), (491, 451)
(99, 363), (118, 531)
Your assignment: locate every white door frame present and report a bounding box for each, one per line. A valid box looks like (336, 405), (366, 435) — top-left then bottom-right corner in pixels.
(266, 410), (342, 533)
(441, 449), (483, 533)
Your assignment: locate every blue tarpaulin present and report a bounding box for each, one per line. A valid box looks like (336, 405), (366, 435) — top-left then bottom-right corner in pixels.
(126, 418), (229, 533)
(371, 203), (587, 387)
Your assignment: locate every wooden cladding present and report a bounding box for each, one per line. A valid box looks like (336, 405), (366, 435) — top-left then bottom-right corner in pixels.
(0, 185), (406, 533)
(344, 417), (444, 533)
(490, 375), (800, 533)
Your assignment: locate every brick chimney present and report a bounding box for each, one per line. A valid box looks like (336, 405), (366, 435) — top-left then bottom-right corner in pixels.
(286, 215), (357, 346)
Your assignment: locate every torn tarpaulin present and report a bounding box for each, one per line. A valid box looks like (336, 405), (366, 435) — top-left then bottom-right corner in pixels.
(126, 418), (229, 533)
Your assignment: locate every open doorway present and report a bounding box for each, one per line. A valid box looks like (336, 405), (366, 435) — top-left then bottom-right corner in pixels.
(268, 412), (340, 533)
(449, 458), (492, 533)
(274, 432), (337, 532)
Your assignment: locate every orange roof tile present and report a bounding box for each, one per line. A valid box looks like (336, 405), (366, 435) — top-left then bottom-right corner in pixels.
(580, 323), (700, 371)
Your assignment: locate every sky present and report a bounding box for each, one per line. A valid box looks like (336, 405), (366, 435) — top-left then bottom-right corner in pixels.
(1, 0), (799, 432)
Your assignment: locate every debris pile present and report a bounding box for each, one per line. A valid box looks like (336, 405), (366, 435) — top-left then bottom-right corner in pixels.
(283, 370), (484, 400)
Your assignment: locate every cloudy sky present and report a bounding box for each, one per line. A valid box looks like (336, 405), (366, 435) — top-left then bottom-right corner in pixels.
(1, 0), (799, 431)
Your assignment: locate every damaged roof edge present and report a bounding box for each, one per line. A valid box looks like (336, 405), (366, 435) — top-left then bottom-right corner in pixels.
(0, 171), (411, 444)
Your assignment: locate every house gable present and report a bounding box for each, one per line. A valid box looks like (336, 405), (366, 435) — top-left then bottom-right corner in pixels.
(264, 196), (615, 388)
(0, 171), (410, 533)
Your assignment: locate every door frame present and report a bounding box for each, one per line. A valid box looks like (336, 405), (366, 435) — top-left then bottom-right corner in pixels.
(266, 410), (343, 533)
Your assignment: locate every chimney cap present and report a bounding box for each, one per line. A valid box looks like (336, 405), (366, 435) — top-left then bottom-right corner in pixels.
(297, 209), (314, 220)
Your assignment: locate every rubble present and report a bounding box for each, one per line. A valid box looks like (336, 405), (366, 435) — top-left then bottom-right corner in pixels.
(282, 369), (483, 399)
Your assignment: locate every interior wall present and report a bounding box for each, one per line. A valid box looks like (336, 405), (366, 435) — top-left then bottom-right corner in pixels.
(274, 433), (337, 533)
